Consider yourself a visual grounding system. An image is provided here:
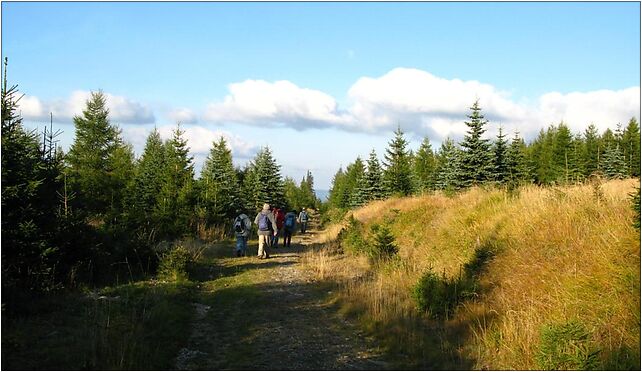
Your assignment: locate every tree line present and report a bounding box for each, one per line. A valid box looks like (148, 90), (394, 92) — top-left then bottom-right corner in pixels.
(329, 100), (640, 209)
(2, 62), (319, 292)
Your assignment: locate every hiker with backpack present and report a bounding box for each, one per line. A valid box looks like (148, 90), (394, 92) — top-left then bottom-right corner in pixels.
(298, 207), (309, 234)
(233, 212), (252, 257)
(272, 207), (285, 247)
(254, 203), (278, 259)
(283, 210), (297, 247)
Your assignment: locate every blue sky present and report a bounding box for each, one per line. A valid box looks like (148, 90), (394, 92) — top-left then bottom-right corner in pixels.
(2, 2), (640, 190)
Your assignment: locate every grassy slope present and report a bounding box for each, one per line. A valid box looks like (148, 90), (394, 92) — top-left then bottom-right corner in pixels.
(304, 179), (640, 369)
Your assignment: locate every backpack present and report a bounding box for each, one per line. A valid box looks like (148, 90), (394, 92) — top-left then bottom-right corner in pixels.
(300, 211), (308, 222)
(285, 214), (295, 228)
(234, 217), (245, 233)
(258, 213), (270, 231)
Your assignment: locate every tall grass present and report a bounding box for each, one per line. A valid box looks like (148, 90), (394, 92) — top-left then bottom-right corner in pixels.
(303, 179), (640, 369)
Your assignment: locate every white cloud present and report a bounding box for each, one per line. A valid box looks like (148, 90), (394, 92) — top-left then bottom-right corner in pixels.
(17, 91), (155, 124)
(156, 125), (258, 158)
(167, 108), (198, 124)
(538, 87), (640, 134)
(203, 79), (354, 129)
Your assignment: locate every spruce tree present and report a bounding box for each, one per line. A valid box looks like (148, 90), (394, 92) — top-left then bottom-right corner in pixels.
(459, 100), (493, 187)
(622, 117), (641, 177)
(251, 146), (286, 210)
(602, 145), (627, 179)
(413, 137), (436, 193)
(382, 126), (413, 196)
(328, 167), (348, 209)
(158, 124), (195, 238)
(350, 174), (368, 208)
(127, 129), (166, 234)
(506, 133), (530, 185)
(493, 126), (510, 185)
(66, 91), (129, 219)
(299, 170), (318, 208)
(529, 127), (556, 184)
(200, 137), (240, 225)
(364, 149), (385, 202)
(552, 122), (575, 184)
(344, 157), (366, 207)
(435, 138), (463, 191)
(582, 124), (601, 177)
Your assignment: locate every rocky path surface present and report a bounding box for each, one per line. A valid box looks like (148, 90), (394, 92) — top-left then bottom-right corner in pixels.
(175, 214), (390, 370)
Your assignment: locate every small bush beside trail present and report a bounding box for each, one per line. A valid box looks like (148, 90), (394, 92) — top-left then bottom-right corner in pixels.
(536, 320), (600, 370)
(157, 245), (193, 282)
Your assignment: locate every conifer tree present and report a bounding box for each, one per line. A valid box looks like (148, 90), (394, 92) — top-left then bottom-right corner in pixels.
(239, 163), (258, 213)
(328, 167), (348, 209)
(299, 170), (318, 208)
(622, 117), (641, 177)
(364, 149), (385, 201)
(413, 137), (436, 193)
(343, 157), (366, 208)
(529, 127), (556, 184)
(582, 123), (601, 177)
(602, 145), (627, 179)
(382, 126), (413, 196)
(435, 138), (463, 191)
(127, 129), (166, 234)
(1, 60), (79, 290)
(158, 124), (195, 238)
(66, 91), (131, 219)
(200, 137), (240, 225)
(493, 126), (510, 185)
(350, 174), (368, 208)
(506, 132), (530, 185)
(552, 122), (576, 183)
(251, 146), (286, 210)
(459, 101), (493, 187)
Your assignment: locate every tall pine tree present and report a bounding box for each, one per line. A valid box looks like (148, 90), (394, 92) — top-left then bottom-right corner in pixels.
(622, 117), (641, 177)
(435, 137), (463, 191)
(382, 126), (414, 196)
(412, 137), (436, 193)
(364, 149), (385, 202)
(459, 101), (493, 187)
(493, 126), (510, 185)
(200, 137), (240, 225)
(66, 91), (133, 221)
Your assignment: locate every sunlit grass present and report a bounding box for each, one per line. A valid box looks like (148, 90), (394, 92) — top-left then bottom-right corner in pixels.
(303, 178), (640, 369)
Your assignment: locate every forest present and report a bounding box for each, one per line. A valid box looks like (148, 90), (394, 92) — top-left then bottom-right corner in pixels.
(2, 60), (319, 295)
(2, 57), (640, 370)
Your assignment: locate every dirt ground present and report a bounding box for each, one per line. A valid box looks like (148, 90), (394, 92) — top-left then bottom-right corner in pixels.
(175, 215), (391, 370)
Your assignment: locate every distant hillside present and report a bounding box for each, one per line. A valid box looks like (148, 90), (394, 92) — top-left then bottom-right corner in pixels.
(315, 189), (330, 201)
(304, 179), (640, 370)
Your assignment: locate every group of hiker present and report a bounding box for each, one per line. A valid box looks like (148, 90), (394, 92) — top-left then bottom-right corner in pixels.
(232, 204), (310, 258)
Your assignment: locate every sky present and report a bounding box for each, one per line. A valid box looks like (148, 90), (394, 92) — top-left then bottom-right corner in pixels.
(2, 1), (640, 190)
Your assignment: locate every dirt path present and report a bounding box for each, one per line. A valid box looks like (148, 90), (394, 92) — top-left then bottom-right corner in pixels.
(175, 214), (390, 370)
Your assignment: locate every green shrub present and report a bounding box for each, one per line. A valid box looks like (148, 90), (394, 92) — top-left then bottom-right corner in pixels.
(368, 224), (398, 261)
(411, 269), (459, 318)
(338, 215), (369, 254)
(157, 245), (193, 282)
(536, 320), (600, 370)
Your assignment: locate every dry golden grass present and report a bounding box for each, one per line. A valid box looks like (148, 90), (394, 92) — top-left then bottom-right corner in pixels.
(305, 179), (640, 369)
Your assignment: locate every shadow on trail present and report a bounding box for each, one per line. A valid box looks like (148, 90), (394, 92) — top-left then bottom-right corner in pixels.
(179, 279), (389, 370)
(190, 259), (297, 282)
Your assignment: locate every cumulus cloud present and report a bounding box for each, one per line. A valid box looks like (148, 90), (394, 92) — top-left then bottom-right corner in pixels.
(203, 79), (354, 129)
(167, 108), (198, 124)
(17, 91), (155, 124)
(200, 68), (639, 143)
(538, 87), (640, 134)
(155, 125), (259, 158)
